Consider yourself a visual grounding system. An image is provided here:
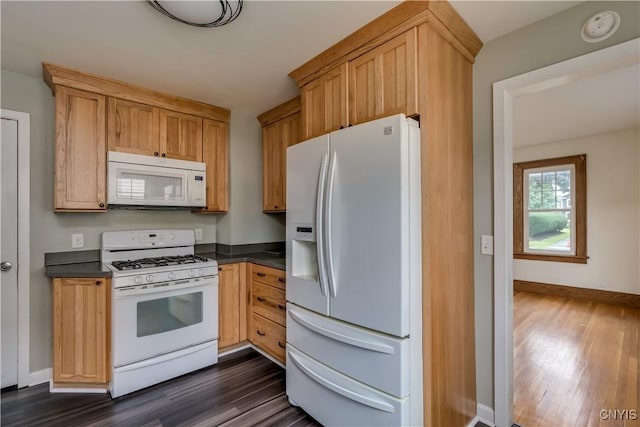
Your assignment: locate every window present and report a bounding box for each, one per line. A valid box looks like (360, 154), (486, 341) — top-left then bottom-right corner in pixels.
(513, 154), (587, 263)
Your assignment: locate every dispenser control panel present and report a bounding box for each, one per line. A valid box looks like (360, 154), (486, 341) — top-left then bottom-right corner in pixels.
(294, 224), (315, 242)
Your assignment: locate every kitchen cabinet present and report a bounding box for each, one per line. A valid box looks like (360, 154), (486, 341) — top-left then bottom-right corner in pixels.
(261, 112), (300, 212)
(159, 109), (203, 162)
(249, 264), (286, 363)
(300, 63), (348, 140)
(200, 119), (229, 213)
(54, 86), (107, 211)
(52, 277), (110, 386)
(218, 263), (247, 349)
(348, 28), (417, 125)
(44, 63), (230, 212)
(107, 98), (160, 157)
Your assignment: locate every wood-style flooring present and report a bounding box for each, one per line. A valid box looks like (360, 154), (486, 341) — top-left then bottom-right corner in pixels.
(1, 348), (320, 427)
(513, 290), (640, 427)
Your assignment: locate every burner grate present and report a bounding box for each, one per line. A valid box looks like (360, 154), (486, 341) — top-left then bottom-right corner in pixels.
(111, 255), (211, 271)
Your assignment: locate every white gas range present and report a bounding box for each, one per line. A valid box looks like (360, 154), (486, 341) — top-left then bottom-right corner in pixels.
(101, 229), (219, 398)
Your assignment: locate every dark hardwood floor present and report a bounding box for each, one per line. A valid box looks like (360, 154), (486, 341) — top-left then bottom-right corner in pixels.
(1, 348), (320, 427)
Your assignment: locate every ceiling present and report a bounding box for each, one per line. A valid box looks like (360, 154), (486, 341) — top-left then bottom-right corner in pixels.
(1, 1), (583, 115)
(513, 63), (640, 147)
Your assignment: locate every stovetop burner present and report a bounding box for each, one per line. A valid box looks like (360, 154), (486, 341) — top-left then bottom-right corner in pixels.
(111, 254), (211, 271)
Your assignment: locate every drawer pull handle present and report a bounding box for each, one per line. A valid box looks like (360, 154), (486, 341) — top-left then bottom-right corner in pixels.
(278, 304), (285, 310)
(257, 330), (266, 336)
(256, 272), (266, 277)
(95, 280), (102, 286)
(257, 297), (266, 302)
(278, 341), (286, 349)
(278, 278), (286, 283)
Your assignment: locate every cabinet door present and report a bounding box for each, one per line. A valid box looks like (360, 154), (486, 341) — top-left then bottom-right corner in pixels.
(348, 28), (417, 125)
(53, 278), (110, 384)
(301, 63), (347, 140)
(201, 119), (229, 212)
(107, 98), (160, 157)
(159, 109), (203, 161)
(262, 113), (299, 212)
(218, 263), (242, 349)
(54, 86), (107, 211)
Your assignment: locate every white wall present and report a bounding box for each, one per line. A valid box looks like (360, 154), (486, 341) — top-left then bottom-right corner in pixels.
(216, 111), (285, 245)
(513, 129), (639, 294)
(473, 1), (640, 408)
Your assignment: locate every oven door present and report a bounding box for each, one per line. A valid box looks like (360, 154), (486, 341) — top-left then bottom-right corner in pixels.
(113, 277), (218, 367)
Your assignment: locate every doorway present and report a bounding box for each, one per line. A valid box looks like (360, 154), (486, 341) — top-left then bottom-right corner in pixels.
(1, 109), (31, 388)
(492, 39), (640, 426)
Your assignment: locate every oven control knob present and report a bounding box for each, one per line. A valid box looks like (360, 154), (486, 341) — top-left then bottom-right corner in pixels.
(135, 276), (143, 284)
(198, 269), (205, 276)
(189, 270), (196, 277)
(168, 272), (176, 280)
(146, 274), (154, 282)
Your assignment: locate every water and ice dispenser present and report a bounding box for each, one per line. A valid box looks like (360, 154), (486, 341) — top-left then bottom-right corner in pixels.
(291, 223), (318, 282)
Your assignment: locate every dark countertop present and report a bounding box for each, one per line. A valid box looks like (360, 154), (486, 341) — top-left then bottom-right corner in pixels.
(45, 252), (285, 278)
(45, 262), (113, 278)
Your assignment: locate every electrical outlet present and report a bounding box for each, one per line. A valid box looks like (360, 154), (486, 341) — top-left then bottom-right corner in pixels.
(71, 233), (84, 249)
(194, 228), (203, 241)
(481, 235), (493, 255)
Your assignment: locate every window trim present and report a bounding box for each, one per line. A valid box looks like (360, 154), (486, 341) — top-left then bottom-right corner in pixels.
(513, 154), (587, 264)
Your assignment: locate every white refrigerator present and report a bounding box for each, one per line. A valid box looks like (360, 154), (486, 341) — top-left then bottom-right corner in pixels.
(285, 114), (423, 426)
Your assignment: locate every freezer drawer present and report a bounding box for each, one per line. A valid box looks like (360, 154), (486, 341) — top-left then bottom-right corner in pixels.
(287, 304), (410, 398)
(287, 345), (410, 427)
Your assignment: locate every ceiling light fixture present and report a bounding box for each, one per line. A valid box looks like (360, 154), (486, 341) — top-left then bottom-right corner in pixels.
(147, 1), (243, 28)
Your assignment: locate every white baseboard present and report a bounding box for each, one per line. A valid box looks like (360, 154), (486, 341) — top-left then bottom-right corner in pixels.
(49, 380), (107, 394)
(28, 368), (52, 387)
(250, 345), (285, 368)
(477, 403), (495, 426)
(218, 343), (251, 358)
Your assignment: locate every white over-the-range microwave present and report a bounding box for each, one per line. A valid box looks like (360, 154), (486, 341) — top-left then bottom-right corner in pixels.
(107, 151), (206, 208)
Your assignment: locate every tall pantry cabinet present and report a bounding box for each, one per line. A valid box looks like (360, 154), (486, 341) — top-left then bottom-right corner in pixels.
(288, 2), (482, 426)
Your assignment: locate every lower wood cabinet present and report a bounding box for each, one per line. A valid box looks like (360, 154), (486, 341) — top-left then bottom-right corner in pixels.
(52, 277), (110, 386)
(249, 264), (286, 363)
(218, 263), (247, 349)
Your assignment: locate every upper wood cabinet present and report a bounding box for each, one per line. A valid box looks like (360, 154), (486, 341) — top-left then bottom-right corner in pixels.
(54, 86), (107, 211)
(258, 97), (301, 213)
(160, 110), (203, 162)
(348, 28), (417, 125)
(52, 277), (110, 386)
(201, 119), (229, 213)
(262, 113), (300, 212)
(44, 63), (230, 212)
(300, 63), (348, 140)
(107, 98), (160, 157)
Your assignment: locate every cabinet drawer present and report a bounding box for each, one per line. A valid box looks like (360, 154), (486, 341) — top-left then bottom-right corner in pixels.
(251, 282), (286, 326)
(252, 264), (286, 290)
(251, 314), (286, 363)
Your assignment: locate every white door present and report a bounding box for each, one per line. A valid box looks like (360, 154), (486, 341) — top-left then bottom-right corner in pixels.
(1, 118), (19, 388)
(286, 134), (330, 316)
(327, 115), (418, 338)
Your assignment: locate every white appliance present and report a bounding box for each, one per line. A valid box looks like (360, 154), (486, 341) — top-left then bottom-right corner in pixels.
(285, 114), (422, 426)
(101, 229), (218, 398)
(107, 151), (206, 208)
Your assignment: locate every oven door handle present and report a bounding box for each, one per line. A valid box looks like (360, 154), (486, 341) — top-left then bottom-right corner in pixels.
(114, 341), (216, 372)
(114, 278), (217, 298)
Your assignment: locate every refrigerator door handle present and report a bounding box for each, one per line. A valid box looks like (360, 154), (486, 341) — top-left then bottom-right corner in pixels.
(316, 153), (330, 297)
(289, 307), (394, 354)
(324, 151), (337, 297)
(288, 348), (395, 414)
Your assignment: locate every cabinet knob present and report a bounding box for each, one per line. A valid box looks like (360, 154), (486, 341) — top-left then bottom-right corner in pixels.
(218, 267), (222, 271)
(154, 152), (159, 156)
(95, 280), (102, 286)
(339, 125), (344, 129)
(99, 202), (105, 208)
(274, 205), (278, 209)
(257, 329), (266, 337)
(348, 123), (353, 127)
(161, 153), (166, 158)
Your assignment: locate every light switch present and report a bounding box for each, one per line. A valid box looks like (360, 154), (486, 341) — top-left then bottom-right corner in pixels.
(481, 235), (493, 255)
(195, 228), (203, 241)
